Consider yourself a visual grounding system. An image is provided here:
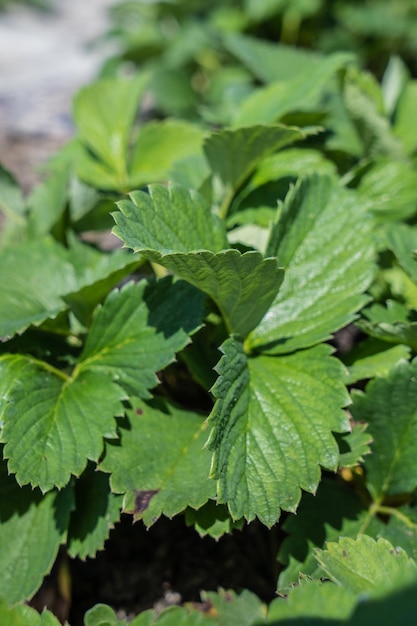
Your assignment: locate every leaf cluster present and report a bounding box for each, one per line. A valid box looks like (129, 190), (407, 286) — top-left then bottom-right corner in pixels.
(2, 0), (417, 623)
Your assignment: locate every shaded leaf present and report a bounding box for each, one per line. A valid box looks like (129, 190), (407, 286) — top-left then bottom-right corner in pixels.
(277, 478), (384, 589)
(351, 358), (417, 499)
(394, 80), (417, 155)
(336, 423), (372, 469)
(0, 460), (73, 604)
(26, 166), (69, 237)
(347, 584), (417, 626)
(357, 301), (417, 351)
(378, 505), (417, 562)
(0, 239), (77, 340)
(387, 223), (417, 283)
(203, 125), (307, 192)
(129, 120), (206, 188)
(343, 337), (410, 384)
(64, 238), (142, 327)
(101, 399), (216, 526)
(0, 165), (26, 245)
(79, 278), (205, 396)
(67, 467), (122, 560)
(0, 164), (25, 217)
(185, 501), (244, 539)
(1, 277), (204, 490)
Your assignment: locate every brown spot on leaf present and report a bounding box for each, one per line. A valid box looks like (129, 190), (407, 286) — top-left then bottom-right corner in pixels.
(134, 490), (159, 514)
(136, 408), (143, 415)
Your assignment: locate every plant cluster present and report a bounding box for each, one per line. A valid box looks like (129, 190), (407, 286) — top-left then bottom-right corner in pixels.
(2, 0), (417, 624)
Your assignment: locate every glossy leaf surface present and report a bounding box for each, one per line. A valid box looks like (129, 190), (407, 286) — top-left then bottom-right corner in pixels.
(248, 175), (375, 354)
(208, 339), (349, 525)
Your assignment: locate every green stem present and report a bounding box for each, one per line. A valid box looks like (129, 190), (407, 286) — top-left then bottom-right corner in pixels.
(358, 497), (416, 534)
(219, 187), (235, 222)
(376, 505), (417, 529)
(281, 10), (301, 45)
(29, 357), (72, 383)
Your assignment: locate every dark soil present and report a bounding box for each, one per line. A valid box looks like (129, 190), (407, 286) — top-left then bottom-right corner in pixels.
(31, 513), (280, 625)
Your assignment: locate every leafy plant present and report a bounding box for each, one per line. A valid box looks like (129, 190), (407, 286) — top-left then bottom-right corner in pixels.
(2, 0), (417, 623)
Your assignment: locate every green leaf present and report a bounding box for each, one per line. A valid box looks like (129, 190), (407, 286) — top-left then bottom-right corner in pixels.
(202, 588), (265, 626)
(130, 610), (154, 626)
(378, 504), (417, 562)
(0, 165), (26, 244)
(114, 185), (284, 337)
(0, 354), (124, 491)
(343, 337), (411, 384)
(248, 175), (374, 354)
(129, 120), (206, 188)
(357, 159), (417, 221)
(394, 80), (417, 155)
(0, 238), (77, 340)
(1, 278), (204, 490)
(268, 579), (356, 621)
(155, 250), (283, 337)
(343, 68), (403, 158)
(0, 460), (73, 604)
(67, 467), (122, 560)
(381, 56), (409, 118)
(347, 584), (417, 626)
(101, 398), (216, 526)
(73, 75), (148, 188)
(357, 320), (417, 352)
(248, 148), (337, 191)
(0, 600), (62, 626)
(351, 358), (417, 499)
(233, 53), (352, 126)
(277, 478), (384, 589)
(134, 605), (208, 625)
(315, 535), (417, 596)
(208, 338), (350, 525)
(63, 238), (142, 327)
(26, 166), (69, 237)
(185, 501), (244, 539)
(84, 604), (120, 626)
(149, 67), (199, 117)
(0, 236), (143, 340)
(224, 33), (323, 83)
(387, 223), (417, 283)
(79, 278), (205, 396)
(114, 183), (228, 254)
(203, 125), (307, 193)
(0, 164), (25, 217)
(357, 300), (417, 351)
(336, 423), (372, 469)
